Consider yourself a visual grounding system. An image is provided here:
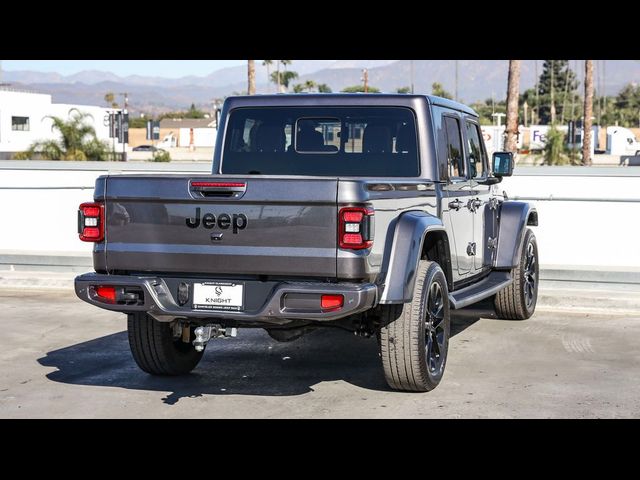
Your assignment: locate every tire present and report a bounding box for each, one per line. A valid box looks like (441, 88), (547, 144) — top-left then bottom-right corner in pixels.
(127, 313), (203, 375)
(494, 228), (539, 320)
(379, 260), (450, 392)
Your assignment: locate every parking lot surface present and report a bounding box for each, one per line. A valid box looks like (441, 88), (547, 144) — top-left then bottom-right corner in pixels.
(1, 289), (639, 418)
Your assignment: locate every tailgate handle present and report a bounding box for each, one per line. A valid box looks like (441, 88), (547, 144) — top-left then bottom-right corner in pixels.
(190, 181), (247, 198)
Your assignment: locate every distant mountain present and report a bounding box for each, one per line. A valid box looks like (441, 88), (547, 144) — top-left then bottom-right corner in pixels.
(4, 60), (638, 115)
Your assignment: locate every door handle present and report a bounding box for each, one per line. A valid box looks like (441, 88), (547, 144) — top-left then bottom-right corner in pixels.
(448, 199), (464, 211)
(467, 198), (482, 211)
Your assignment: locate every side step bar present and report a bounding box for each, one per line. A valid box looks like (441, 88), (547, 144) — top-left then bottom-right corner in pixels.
(448, 271), (513, 309)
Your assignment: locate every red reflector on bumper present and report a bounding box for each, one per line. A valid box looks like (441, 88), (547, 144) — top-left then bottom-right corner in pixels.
(321, 294), (344, 310)
(95, 286), (116, 302)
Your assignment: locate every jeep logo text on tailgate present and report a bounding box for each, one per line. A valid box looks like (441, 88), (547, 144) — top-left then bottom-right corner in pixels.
(186, 208), (248, 233)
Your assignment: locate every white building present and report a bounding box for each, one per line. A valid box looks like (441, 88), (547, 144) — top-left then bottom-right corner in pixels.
(0, 86), (123, 159)
(159, 118), (217, 148)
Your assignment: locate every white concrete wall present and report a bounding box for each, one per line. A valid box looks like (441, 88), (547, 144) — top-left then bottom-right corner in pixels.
(0, 165), (638, 272)
(500, 175), (640, 270)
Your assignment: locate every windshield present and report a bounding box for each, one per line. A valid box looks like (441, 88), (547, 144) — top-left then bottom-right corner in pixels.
(221, 107), (419, 176)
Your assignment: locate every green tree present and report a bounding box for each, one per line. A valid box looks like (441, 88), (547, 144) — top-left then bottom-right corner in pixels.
(185, 103), (205, 118)
(542, 125), (569, 165)
(396, 86), (411, 94)
(317, 83), (332, 93)
(104, 92), (118, 108)
(128, 116), (148, 128)
(602, 83), (640, 127)
(431, 82), (453, 99)
(262, 60), (273, 92)
(341, 85), (381, 93)
(16, 111), (109, 161)
(292, 80), (318, 93)
(270, 70), (298, 90)
(536, 60), (578, 124)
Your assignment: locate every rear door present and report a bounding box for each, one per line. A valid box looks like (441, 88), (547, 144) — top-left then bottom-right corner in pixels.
(103, 175), (338, 278)
(439, 114), (474, 281)
(463, 119), (494, 273)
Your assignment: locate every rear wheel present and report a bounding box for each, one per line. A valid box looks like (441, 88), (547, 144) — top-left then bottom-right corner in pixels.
(379, 260), (450, 392)
(494, 228), (539, 320)
(127, 313), (203, 375)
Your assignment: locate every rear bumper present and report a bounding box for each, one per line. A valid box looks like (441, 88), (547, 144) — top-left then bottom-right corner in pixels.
(74, 273), (378, 325)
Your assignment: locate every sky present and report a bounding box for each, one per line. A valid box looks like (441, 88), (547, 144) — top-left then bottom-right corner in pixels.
(1, 60), (246, 77)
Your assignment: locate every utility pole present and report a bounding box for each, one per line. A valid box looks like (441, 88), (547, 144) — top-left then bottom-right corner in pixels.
(535, 60), (540, 124)
(454, 60), (459, 102)
(410, 60), (414, 94)
(583, 60), (594, 166)
(362, 68), (368, 93)
(119, 92), (128, 161)
(550, 60), (556, 124)
(602, 59), (607, 119)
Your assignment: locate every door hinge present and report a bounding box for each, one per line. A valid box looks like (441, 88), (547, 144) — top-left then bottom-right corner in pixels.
(488, 197), (500, 210)
(466, 242), (477, 256)
(488, 237), (498, 249)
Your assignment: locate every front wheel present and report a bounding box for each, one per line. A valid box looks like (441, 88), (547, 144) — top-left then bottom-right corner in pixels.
(379, 260), (450, 392)
(127, 313), (204, 375)
(494, 228), (539, 320)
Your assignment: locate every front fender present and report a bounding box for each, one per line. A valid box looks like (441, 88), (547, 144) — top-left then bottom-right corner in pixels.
(495, 201), (537, 269)
(379, 211), (445, 304)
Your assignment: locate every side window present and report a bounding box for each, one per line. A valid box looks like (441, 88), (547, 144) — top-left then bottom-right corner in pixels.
(465, 121), (488, 178)
(444, 116), (465, 179)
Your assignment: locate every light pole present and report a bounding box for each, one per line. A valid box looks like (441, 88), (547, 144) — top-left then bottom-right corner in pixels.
(410, 60), (414, 94)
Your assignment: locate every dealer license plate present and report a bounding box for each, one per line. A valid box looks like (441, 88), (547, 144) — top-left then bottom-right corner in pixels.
(192, 282), (244, 311)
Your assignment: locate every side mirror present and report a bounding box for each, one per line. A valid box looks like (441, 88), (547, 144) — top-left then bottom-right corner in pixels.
(492, 151), (514, 177)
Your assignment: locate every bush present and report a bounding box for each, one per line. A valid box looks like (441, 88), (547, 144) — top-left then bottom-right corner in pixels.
(542, 126), (569, 166)
(152, 149), (171, 162)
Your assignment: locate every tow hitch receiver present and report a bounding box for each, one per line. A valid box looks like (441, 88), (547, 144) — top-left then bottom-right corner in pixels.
(193, 324), (238, 351)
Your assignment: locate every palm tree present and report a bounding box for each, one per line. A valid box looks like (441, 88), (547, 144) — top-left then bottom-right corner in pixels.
(317, 83), (332, 93)
(247, 60), (256, 95)
(17, 111), (109, 161)
(504, 60), (521, 153)
(262, 60), (273, 92)
(104, 92), (118, 108)
(304, 80), (316, 92)
(582, 60), (594, 166)
(270, 71), (298, 92)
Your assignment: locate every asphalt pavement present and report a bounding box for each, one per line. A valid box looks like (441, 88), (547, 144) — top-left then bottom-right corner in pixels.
(1, 288), (639, 418)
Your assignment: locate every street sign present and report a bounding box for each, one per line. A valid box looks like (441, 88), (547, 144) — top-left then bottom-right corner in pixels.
(146, 120), (160, 140)
(118, 112), (129, 144)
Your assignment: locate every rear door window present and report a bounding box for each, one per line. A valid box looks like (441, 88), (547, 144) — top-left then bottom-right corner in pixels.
(443, 116), (466, 179)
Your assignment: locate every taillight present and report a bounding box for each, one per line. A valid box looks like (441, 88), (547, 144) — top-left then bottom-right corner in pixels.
(321, 294), (344, 311)
(338, 206), (374, 250)
(78, 202), (104, 242)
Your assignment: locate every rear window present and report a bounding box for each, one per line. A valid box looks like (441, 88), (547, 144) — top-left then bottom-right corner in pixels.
(221, 107), (419, 176)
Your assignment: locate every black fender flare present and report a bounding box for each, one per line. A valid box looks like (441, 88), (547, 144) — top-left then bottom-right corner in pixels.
(495, 201), (538, 269)
(379, 211), (447, 304)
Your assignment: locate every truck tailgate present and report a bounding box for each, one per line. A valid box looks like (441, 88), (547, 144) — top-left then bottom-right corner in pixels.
(102, 175), (338, 278)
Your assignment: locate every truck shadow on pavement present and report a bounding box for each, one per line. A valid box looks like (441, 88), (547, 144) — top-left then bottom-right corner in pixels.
(38, 312), (485, 405)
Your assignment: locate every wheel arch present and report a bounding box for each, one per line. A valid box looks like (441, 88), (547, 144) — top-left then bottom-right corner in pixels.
(495, 201), (538, 269)
(379, 211), (451, 304)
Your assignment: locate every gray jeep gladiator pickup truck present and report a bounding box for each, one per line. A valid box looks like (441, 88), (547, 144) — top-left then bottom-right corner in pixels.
(75, 94), (538, 392)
